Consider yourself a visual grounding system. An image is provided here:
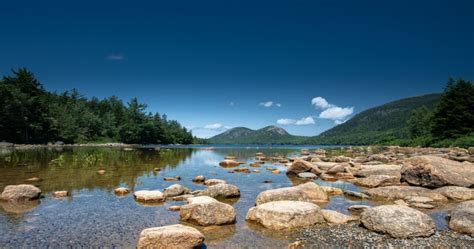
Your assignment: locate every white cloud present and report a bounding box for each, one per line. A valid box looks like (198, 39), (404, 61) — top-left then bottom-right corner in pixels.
(106, 53), (125, 60)
(319, 107), (354, 120)
(295, 116), (315, 125)
(311, 97), (333, 109)
(277, 116), (315, 126)
(203, 123), (225, 130)
(334, 119), (348, 125)
(259, 101), (281, 107)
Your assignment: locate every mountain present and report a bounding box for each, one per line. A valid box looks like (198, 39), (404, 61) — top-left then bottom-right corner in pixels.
(208, 126), (307, 144)
(306, 93), (442, 145)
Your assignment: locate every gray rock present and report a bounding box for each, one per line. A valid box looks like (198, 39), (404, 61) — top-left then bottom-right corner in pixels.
(449, 200), (474, 236)
(198, 184), (240, 199)
(137, 224), (205, 249)
(0, 184), (41, 202)
(256, 182), (328, 205)
(180, 196), (236, 226)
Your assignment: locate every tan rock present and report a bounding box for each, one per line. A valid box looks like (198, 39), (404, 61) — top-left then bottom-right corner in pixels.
(364, 186), (447, 202)
(320, 186), (343, 195)
(164, 184), (190, 197)
(321, 209), (358, 224)
(204, 179), (226, 186)
(219, 160), (242, 167)
(192, 175), (205, 183)
(287, 160), (321, 175)
(256, 182), (328, 205)
(198, 184), (240, 199)
(137, 224), (205, 249)
(449, 200), (474, 236)
(114, 187), (130, 195)
(354, 164), (401, 178)
(180, 196), (236, 226)
(52, 191), (68, 198)
(355, 175), (400, 188)
(434, 186), (474, 201)
(0, 184), (41, 202)
(134, 190), (165, 202)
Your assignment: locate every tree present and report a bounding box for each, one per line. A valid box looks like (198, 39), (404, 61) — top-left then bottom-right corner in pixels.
(407, 106), (433, 139)
(431, 78), (474, 140)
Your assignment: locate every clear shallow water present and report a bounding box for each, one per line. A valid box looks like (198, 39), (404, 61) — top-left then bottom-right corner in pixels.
(0, 146), (450, 248)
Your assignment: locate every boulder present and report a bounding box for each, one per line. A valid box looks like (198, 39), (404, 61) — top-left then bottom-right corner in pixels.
(354, 175), (400, 188)
(348, 205), (371, 215)
(354, 164), (401, 178)
(449, 200), (474, 236)
(255, 182), (328, 205)
(164, 184), (190, 197)
(434, 186), (474, 201)
(0, 184), (41, 202)
(360, 205), (435, 238)
(204, 179), (226, 186)
(401, 156), (474, 188)
(180, 196), (236, 226)
(321, 209), (358, 224)
(219, 160), (242, 167)
(334, 156), (351, 163)
(52, 191), (68, 198)
(314, 162), (338, 171)
(297, 172), (317, 179)
(287, 160), (321, 175)
(192, 175), (205, 183)
(114, 187), (130, 195)
(199, 184), (240, 199)
(326, 163), (350, 174)
(134, 190), (166, 202)
(368, 154), (390, 163)
(246, 201), (324, 230)
(320, 186), (343, 195)
(343, 190), (369, 199)
(171, 194), (194, 202)
(364, 186), (447, 202)
(137, 224), (205, 249)
(169, 206), (181, 211)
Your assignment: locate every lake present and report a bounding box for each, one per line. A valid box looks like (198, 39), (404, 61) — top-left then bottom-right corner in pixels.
(0, 146), (450, 248)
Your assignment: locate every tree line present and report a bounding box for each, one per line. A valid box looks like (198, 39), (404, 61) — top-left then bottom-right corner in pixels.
(407, 78), (474, 147)
(0, 68), (196, 144)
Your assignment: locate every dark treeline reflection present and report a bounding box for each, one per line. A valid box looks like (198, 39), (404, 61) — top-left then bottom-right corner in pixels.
(0, 147), (193, 193)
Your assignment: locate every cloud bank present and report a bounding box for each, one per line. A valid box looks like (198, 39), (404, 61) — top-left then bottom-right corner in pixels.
(312, 96), (354, 123)
(277, 116), (315, 126)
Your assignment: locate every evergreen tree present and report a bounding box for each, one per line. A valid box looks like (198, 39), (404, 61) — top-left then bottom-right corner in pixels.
(407, 106), (433, 139)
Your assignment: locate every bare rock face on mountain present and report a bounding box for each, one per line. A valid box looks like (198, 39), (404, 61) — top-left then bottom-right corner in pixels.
(448, 200), (474, 236)
(255, 182), (328, 205)
(180, 196), (236, 226)
(287, 160), (322, 175)
(0, 184), (41, 202)
(360, 205), (435, 238)
(246, 201), (324, 230)
(364, 186), (447, 202)
(137, 224), (205, 249)
(401, 156), (474, 188)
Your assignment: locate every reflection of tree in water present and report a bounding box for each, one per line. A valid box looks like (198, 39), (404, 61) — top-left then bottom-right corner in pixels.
(0, 148), (193, 193)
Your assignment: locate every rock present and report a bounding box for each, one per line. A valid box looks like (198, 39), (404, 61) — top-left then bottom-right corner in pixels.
(326, 163), (350, 174)
(256, 152), (265, 157)
(97, 170), (106, 175)
(354, 164), (401, 178)
(219, 160), (242, 167)
(154, 168), (161, 172)
(288, 240), (304, 249)
(335, 172), (355, 179)
(246, 201), (324, 230)
(404, 196), (435, 204)
(348, 205), (371, 215)
(320, 186), (343, 195)
(224, 156), (236, 160)
(301, 149), (310, 156)
(199, 184), (240, 199)
(233, 168), (251, 173)
(271, 170), (280, 174)
(0, 184), (41, 202)
(297, 172), (317, 179)
(320, 173), (337, 181)
(401, 155), (474, 188)
(52, 191), (68, 198)
(321, 209), (358, 224)
(394, 199), (409, 206)
(25, 177), (42, 182)
(364, 186), (448, 202)
(137, 224), (205, 249)
(133, 190), (165, 202)
(343, 190), (369, 199)
(256, 182), (328, 205)
(192, 175), (205, 183)
(287, 160), (321, 175)
(314, 162), (338, 170)
(449, 200), (474, 236)
(180, 196), (236, 226)
(114, 187), (130, 195)
(250, 162), (262, 167)
(360, 205), (435, 238)
(163, 176), (181, 181)
(171, 194), (194, 201)
(410, 203), (435, 209)
(204, 179), (226, 186)
(434, 186), (474, 201)
(355, 175), (400, 188)
(368, 154), (390, 163)
(164, 184), (190, 197)
(169, 205), (181, 211)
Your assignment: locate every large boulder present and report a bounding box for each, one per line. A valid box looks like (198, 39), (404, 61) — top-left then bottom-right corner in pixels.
(364, 186), (447, 202)
(287, 160), (321, 175)
(246, 201), (324, 230)
(179, 196), (236, 226)
(137, 224), (205, 249)
(321, 209), (358, 224)
(360, 205), (435, 238)
(164, 184), (190, 197)
(314, 162), (338, 171)
(354, 175), (400, 188)
(0, 184), (41, 202)
(198, 184), (240, 199)
(133, 190), (166, 202)
(449, 200), (474, 236)
(354, 164), (401, 178)
(204, 179), (226, 186)
(255, 182), (328, 205)
(401, 156), (474, 188)
(434, 186), (474, 201)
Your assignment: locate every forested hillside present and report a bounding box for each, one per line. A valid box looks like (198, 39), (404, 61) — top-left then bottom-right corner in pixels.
(208, 126), (307, 144)
(0, 68), (194, 144)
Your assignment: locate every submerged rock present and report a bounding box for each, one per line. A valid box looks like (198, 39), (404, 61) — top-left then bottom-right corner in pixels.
(246, 201), (324, 230)
(134, 190), (165, 202)
(180, 196), (236, 226)
(0, 184), (41, 202)
(163, 176), (181, 181)
(401, 156), (474, 188)
(449, 200), (474, 236)
(360, 205), (435, 238)
(137, 224), (205, 249)
(199, 184), (240, 199)
(255, 182), (328, 205)
(364, 186), (448, 202)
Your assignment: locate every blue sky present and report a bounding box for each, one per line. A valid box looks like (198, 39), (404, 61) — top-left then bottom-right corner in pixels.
(1, 0), (473, 138)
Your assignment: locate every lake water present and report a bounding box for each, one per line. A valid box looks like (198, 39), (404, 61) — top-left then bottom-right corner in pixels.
(0, 146), (450, 248)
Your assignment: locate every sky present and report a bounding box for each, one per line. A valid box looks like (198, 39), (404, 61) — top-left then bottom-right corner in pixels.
(1, 0), (473, 138)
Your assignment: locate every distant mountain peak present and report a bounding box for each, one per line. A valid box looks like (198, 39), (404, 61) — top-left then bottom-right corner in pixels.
(259, 125), (289, 135)
(208, 125), (303, 144)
